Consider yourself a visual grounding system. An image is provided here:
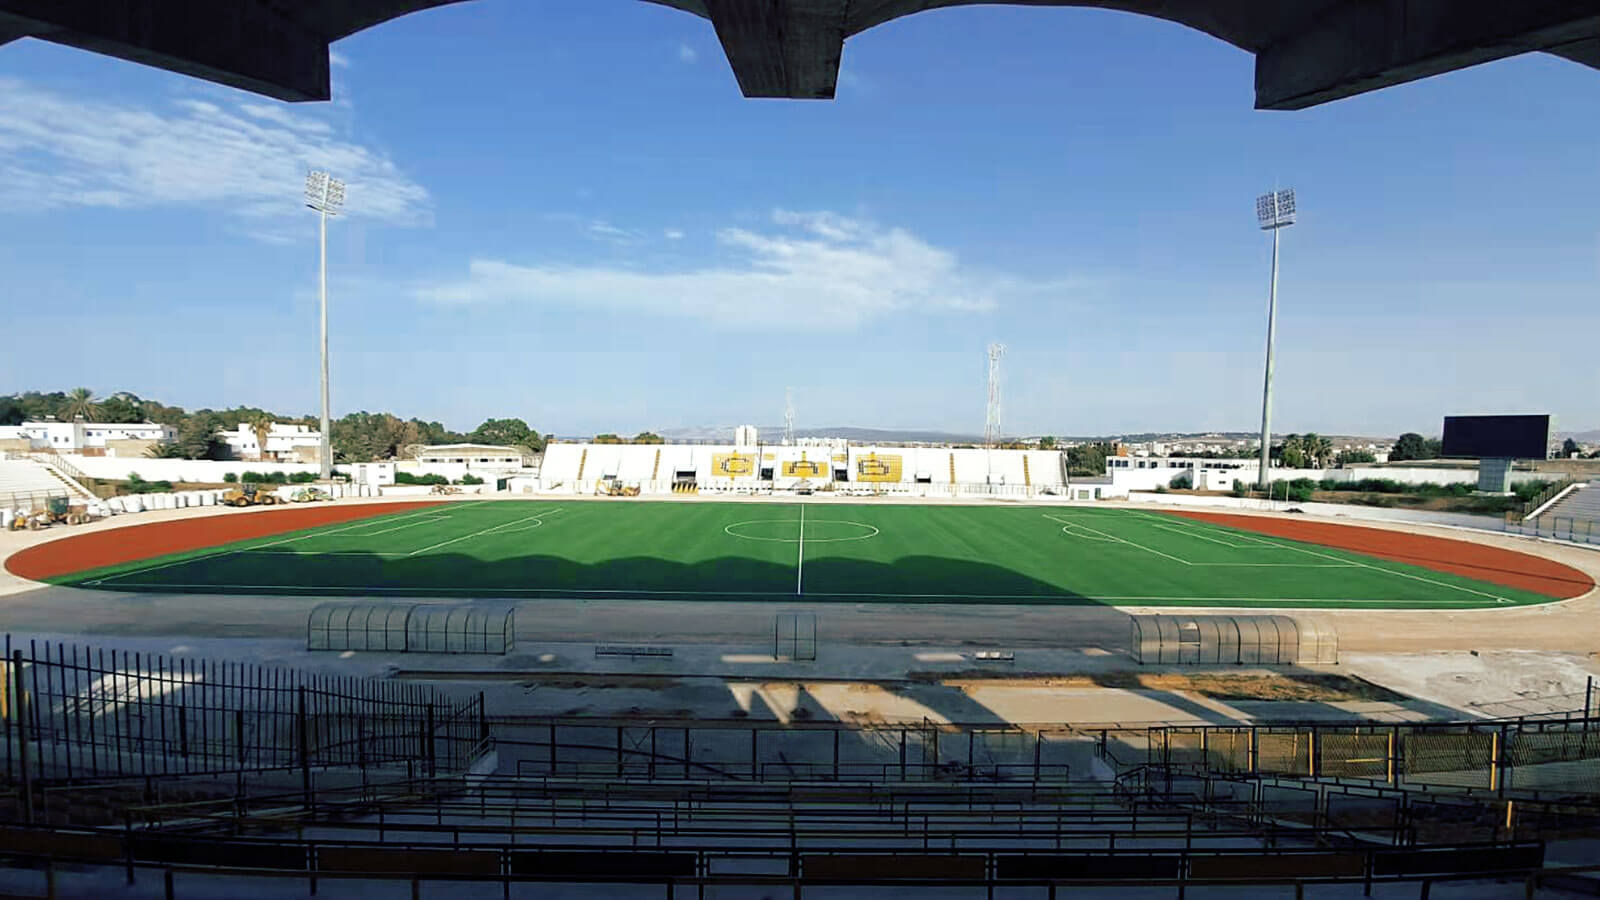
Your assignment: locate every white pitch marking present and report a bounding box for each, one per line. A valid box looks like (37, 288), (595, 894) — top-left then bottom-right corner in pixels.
(349, 515), (452, 537)
(404, 507), (564, 557)
(83, 548), (243, 585)
(86, 504), (473, 583)
(1149, 522), (1261, 548)
(723, 520), (880, 543)
(233, 550), (413, 558)
(1041, 514), (1193, 565)
(796, 503), (805, 596)
(251, 504), (478, 550)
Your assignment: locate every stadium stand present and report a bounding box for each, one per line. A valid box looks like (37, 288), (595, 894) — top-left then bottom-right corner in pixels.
(3, 637), (1598, 896)
(1533, 481), (1600, 525)
(1514, 481), (1600, 544)
(0, 457), (93, 507)
(534, 442), (1070, 497)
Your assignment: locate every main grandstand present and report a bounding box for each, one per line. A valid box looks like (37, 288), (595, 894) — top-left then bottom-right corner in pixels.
(537, 440), (1090, 498)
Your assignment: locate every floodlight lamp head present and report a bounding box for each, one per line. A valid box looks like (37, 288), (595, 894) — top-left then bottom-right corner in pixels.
(1256, 188), (1295, 230)
(305, 170), (345, 215)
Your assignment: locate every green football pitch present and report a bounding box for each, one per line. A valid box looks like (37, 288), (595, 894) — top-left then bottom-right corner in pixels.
(54, 500), (1551, 609)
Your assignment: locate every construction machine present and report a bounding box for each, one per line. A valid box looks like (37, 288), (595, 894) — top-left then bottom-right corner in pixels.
(221, 483), (280, 507)
(290, 487), (331, 503)
(595, 478), (639, 497)
(7, 497), (90, 530)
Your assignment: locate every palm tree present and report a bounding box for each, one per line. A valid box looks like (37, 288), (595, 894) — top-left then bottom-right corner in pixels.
(248, 415), (274, 462)
(1303, 433), (1333, 468)
(64, 387), (97, 422)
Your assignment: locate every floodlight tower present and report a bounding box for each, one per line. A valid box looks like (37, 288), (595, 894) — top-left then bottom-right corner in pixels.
(783, 388), (795, 446)
(1254, 187), (1295, 491)
(305, 171), (345, 481)
(985, 343), (1005, 482)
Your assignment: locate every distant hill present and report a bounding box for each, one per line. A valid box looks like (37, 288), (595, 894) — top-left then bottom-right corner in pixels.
(654, 426), (1407, 445)
(1556, 429), (1600, 443)
(659, 425), (988, 444)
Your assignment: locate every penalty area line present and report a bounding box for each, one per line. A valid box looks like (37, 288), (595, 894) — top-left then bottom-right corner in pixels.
(1041, 514), (1193, 564)
(404, 507), (566, 557)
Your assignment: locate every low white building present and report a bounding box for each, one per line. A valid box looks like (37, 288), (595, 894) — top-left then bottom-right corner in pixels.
(218, 423), (322, 463)
(1106, 456), (1255, 494)
(415, 443), (528, 470)
(0, 420), (177, 455)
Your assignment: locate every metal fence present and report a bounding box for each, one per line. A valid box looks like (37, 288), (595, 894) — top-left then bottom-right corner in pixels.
(2, 636), (489, 800)
(1505, 515), (1598, 545)
(1146, 716), (1600, 799)
(498, 717), (1079, 783)
(1505, 478), (1577, 525)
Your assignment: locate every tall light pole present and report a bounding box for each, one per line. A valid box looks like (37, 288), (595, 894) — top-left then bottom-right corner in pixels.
(305, 171), (345, 482)
(1254, 187), (1295, 491)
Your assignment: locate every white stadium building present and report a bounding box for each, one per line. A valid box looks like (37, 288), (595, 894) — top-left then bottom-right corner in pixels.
(531, 441), (1103, 499)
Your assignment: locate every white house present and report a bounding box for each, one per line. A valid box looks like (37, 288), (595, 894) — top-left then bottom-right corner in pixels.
(218, 423), (323, 463)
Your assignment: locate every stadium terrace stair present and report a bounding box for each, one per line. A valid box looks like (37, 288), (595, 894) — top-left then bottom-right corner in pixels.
(1532, 481), (1600, 527)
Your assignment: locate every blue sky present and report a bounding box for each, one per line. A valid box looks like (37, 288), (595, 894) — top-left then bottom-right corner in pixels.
(1, 3), (1597, 438)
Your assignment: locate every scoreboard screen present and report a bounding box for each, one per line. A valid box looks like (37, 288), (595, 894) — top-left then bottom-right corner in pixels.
(1440, 415), (1549, 460)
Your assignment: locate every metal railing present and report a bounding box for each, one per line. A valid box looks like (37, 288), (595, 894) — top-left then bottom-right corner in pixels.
(492, 717), (1079, 784)
(0, 488), (69, 510)
(1505, 515), (1599, 545)
(1143, 716), (1600, 801)
(2, 636), (490, 821)
(1506, 478), (1578, 525)
(31, 450), (90, 484)
(0, 816), (1562, 900)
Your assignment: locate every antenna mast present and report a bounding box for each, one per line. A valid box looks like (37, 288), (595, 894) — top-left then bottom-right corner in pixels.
(984, 343), (1005, 449)
(783, 387), (795, 445)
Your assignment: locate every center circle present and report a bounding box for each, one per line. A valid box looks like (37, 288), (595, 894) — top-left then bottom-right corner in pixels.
(724, 519), (881, 544)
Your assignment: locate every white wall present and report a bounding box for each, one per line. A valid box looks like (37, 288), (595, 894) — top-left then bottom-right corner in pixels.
(1104, 461), (1548, 497)
(1124, 490), (1504, 531)
(67, 456), (322, 482)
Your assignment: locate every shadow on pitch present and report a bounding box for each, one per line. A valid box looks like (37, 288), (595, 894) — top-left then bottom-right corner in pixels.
(70, 551), (1108, 605)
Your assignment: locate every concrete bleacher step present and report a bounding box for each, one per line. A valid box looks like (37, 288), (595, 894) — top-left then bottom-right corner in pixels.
(0, 459), (76, 506)
(1532, 482), (1600, 525)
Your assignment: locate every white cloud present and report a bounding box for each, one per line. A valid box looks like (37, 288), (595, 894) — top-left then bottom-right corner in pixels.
(587, 221), (639, 241)
(416, 210), (1045, 330)
(664, 229), (685, 240)
(0, 78), (429, 231)
(677, 43), (698, 64)
(330, 50), (352, 69)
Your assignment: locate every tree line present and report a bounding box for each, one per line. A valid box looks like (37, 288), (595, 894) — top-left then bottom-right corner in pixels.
(1, 389), (544, 463)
